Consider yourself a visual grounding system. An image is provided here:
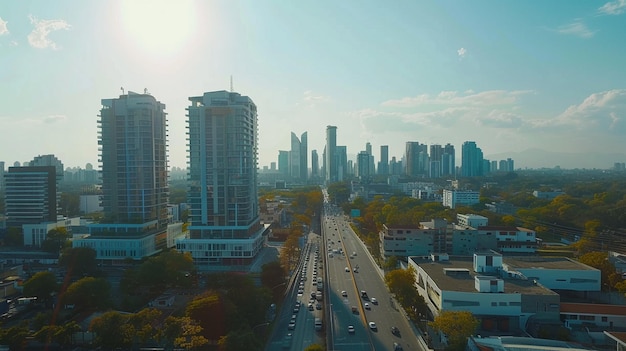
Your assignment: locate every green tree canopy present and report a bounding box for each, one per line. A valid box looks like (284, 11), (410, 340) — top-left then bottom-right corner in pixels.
(429, 311), (479, 351)
(63, 277), (111, 311)
(23, 271), (58, 303)
(59, 246), (99, 278)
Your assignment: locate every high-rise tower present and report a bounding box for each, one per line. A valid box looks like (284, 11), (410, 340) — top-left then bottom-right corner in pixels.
(461, 141), (483, 177)
(325, 126), (338, 183)
(178, 90), (265, 270)
(378, 145), (389, 175)
(98, 92), (169, 228)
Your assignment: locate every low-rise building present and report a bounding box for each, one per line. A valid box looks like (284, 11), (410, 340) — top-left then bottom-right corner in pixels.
(409, 250), (601, 333)
(443, 189), (479, 209)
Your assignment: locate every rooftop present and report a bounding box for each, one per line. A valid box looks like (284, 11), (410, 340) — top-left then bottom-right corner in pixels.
(412, 256), (556, 296)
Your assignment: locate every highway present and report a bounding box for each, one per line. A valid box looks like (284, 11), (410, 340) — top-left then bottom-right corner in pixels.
(322, 194), (426, 351)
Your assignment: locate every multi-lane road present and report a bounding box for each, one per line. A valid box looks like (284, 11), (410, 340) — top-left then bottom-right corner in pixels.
(322, 202), (426, 351)
(266, 190), (427, 351)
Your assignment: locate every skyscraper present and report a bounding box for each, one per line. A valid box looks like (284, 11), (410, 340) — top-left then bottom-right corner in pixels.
(311, 149), (319, 178)
(405, 141), (427, 177)
(461, 141), (484, 177)
(278, 150), (289, 177)
(289, 131), (308, 180)
(289, 132), (301, 179)
(378, 145), (389, 175)
(325, 126), (337, 183)
(73, 91), (170, 261)
(442, 143), (456, 177)
(98, 91), (169, 227)
(178, 90), (266, 270)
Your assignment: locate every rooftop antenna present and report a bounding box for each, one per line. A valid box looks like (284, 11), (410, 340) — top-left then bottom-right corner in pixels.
(230, 75), (233, 92)
(121, 86), (124, 95)
(144, 88), (148, 94)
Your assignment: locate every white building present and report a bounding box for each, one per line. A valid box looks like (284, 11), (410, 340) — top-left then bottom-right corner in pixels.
(443, 189), (479, 209)
(457, 214), (488, 228)
(478, 226), (538, 254)
(177, 91), (268, 271)
(408, 251), (600, 333)
(23, 217), (81, 248)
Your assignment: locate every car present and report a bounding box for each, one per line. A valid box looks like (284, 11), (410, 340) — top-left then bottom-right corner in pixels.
(393, 342), (403, 351)
(341, 290), (347, 297)
(345, 267), (350, 272)
(369, 321), (377, 330)
(297, 289), (303, 294)
(364, 302), (370, 310)
(353, 268), (358, 273)
(308, 303), (314, 311)
(316, 303), (322, 310)
(348, 325), (355, 334)
(391, 326), (400, 336)
(293, 307), (299, 313)
(288, 322), (296, 330)
(371, 297), (378, 305)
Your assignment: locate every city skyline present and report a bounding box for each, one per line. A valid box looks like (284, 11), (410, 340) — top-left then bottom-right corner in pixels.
(1, 1), (626, 170)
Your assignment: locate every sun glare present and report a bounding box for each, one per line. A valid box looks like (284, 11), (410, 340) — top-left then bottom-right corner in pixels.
(119, 0), (196, 57)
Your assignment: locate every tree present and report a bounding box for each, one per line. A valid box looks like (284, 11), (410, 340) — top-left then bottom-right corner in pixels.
(429, 311), (479, 351)
(384, 266), (428, 321)
(218, 328), (263, 351)
(63, 277), (111, 311)
(89, 310), (134, 350)
(578, 251), (620, 289)
(304, 344), (325, 351)
(261, 261), (286, 301)
(59, 247), (99, 278)
(41, 227), (71, 253)
(0, 323), (30, 350)
(186, 292), (228, 341)
(4, 226), (23, 246)
(161, 315), (208, 350)
(23, 271), (58, 303)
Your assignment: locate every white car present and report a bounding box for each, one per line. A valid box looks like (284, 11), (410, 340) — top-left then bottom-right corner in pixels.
(345, 267), (350, 272)
(364, 302), (370, 310)
(369, 321), (377, 330)
(341, 290), (347, 297)
(348, 325), (355, 334)
(371, 297), (378, 304)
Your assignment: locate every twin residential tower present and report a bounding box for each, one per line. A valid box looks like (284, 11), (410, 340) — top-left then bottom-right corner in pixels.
(75, 90), (264, 271)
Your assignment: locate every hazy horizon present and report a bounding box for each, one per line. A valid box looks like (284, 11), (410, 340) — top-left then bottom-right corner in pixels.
(1, 1), (625, 171)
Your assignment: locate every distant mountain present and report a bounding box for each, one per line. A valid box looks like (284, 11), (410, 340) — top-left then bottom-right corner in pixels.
(486, 148), (626, 170)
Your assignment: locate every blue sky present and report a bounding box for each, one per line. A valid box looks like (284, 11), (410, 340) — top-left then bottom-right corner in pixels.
(1, 0), (625, 170)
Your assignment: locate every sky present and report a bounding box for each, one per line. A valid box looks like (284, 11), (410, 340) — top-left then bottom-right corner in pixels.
(1, 0), (625, 171)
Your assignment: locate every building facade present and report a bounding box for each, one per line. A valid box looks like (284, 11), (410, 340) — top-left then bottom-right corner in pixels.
(4, 166), (58, 228)
(75, 91), (169, 261)
(178, 90), (266, 270)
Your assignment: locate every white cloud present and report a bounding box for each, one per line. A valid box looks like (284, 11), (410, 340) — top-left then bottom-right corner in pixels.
(0, 17), (8, 35)
(457, 47), (467, 59)
(599, 0), (626, 15)
(43, 115), (67, 124)
(298, 90), (331, 108)
(27, 15), (71, 49)
(552, 89), (626, 131)
(382, 90), (533, 108)
(557, 20), (595, 39)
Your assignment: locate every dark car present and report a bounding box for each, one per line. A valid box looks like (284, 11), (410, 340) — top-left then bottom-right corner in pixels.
(391, 326), (400, 336)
